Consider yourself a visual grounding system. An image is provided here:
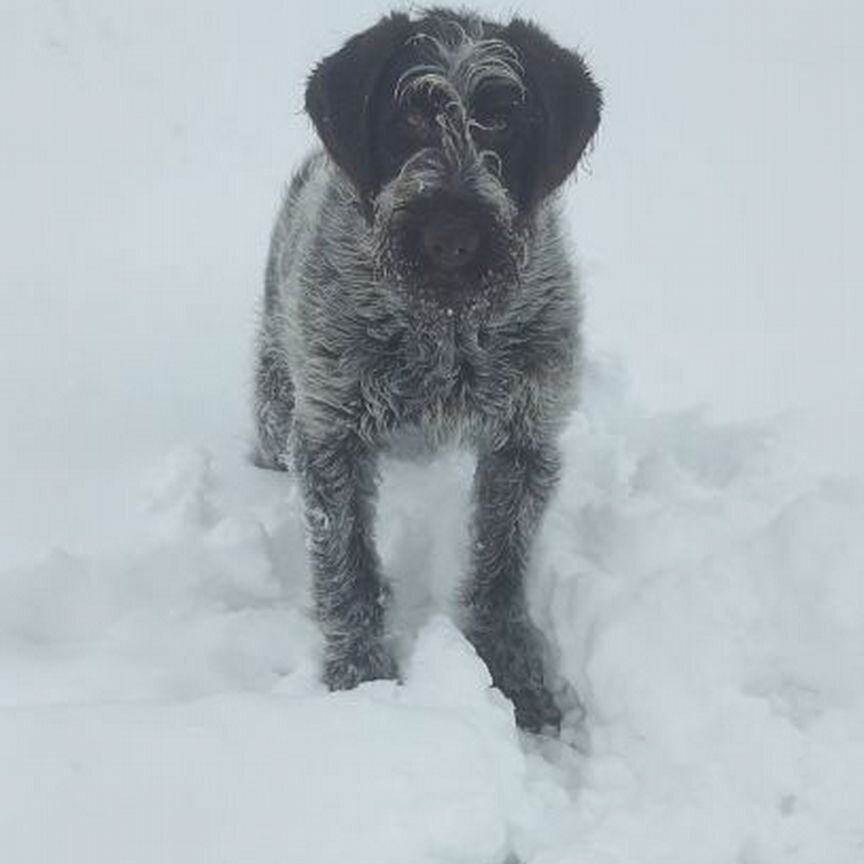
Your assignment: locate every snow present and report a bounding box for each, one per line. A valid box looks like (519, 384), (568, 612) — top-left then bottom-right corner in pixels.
(2, 620), (528, 864)
(2, 2), (863, 863)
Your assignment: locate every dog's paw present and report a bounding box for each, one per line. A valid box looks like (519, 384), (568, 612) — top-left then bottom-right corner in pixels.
(468, 617), (563, 734)
(510, 679), (563, 734)
(322, 638), (399, 690)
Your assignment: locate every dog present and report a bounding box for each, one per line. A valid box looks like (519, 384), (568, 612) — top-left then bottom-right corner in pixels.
(253, 8), (601, 732)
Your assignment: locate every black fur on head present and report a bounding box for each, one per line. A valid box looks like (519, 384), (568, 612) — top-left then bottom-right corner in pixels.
(501, 18), (602, 207)
(305, 9), (602, 217)
(305, 13), (414, 206)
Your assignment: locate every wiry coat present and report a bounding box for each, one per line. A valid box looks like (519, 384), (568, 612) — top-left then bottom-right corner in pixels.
(254, 9), (601, 732)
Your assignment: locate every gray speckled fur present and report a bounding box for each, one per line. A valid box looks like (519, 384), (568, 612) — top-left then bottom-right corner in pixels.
(253, 14), (590, 732)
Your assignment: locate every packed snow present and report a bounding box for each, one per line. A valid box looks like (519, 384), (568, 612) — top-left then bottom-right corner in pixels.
(2, 2), (863, 863)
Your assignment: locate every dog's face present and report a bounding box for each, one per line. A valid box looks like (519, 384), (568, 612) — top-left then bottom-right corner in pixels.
(305, 10), (601, 308)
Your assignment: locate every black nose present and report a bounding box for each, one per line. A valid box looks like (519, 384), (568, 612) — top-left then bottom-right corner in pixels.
(421, 215), (480, 272)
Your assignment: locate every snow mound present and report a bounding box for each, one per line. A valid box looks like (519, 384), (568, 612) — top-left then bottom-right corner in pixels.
(1, 617), (536, 864)
(1, 358), (863, 863)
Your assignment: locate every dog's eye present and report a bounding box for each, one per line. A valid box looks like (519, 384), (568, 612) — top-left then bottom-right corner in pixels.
(482, 116), (508, 133)
(402, 109), (435, 140)
(470, 113), (512, 142)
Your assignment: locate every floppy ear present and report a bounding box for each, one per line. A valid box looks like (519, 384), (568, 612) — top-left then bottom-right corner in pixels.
(504, 19), (602, 203)
(305, 13), (413, 202)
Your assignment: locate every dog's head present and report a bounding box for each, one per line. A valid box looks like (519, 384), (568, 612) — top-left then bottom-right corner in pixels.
(305, 9), (602, 307)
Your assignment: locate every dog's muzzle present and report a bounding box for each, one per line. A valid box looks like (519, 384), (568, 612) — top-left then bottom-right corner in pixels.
(420, 209), (480, 273)
(396, 193), (508, 295)
(374, 176), (519, 309)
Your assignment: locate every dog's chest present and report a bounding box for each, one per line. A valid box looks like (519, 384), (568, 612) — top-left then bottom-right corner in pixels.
(361, 313), (521, 436)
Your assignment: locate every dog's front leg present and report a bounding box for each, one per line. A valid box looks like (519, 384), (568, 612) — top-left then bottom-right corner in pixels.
(294, 426), (397, 689)
(463, 433), (563, 732)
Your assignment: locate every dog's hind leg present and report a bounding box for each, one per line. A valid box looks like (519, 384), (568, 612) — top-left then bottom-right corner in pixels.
(252, 284), (295, 471)
(252, 347), (294, 471)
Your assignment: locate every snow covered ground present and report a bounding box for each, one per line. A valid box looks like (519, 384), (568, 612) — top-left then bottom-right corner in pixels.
(1, 2), (863, 862)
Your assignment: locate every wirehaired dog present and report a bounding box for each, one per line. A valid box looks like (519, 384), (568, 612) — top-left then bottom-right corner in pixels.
(253, 8), (601, 731)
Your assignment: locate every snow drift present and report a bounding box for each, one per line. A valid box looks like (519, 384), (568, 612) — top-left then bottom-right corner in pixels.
(2, 359), (862, 864)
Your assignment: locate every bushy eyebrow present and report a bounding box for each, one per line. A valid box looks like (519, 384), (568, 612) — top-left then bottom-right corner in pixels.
(394, 21), (526, 113)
